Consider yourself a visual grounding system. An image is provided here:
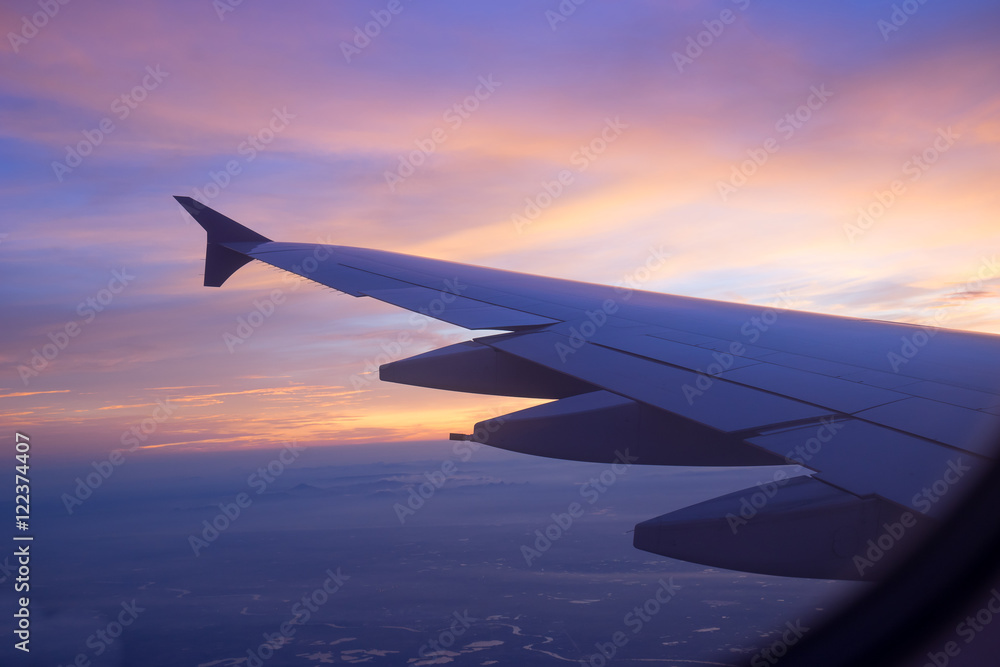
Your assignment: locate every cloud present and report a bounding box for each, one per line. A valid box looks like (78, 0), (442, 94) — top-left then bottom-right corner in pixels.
(3, 0), (999, 456)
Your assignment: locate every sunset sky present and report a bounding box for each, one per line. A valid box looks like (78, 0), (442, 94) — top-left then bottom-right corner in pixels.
(3, 0), (999, 460)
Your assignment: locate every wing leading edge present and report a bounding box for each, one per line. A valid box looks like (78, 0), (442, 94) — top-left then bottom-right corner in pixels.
(177, 197), (1000, 580)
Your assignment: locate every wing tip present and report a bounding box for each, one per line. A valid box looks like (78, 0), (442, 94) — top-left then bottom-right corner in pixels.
(173, 196), (272, 244)
(175, 196), (271, 287)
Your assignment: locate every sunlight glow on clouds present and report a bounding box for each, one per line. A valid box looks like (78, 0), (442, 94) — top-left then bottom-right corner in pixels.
(2, 0), (999, 456)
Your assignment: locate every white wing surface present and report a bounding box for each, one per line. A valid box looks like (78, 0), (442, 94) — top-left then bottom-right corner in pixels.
(176, 196), (1000, 580)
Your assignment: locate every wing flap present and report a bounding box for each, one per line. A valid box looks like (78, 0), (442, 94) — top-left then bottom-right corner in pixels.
(748, 421), (988, 517)
(593, 332), (763, 373)
(897, 380), (1000, 411)
(486, 331), (835, 433)
(853, 398), (1000, 455)
(461, 390), (786, 466)
(718, 363), (908, 414)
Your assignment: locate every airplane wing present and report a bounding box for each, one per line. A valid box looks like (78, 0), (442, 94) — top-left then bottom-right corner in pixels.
(175, 196), (1000, 580)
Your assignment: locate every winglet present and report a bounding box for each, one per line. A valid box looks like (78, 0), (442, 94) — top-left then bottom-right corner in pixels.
(174, 196), (271, 244)
(174, 196), (272, 287)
